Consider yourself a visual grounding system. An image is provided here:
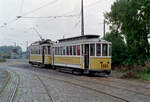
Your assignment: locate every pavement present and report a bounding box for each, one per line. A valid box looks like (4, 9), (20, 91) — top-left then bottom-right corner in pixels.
(0, 59), (150, 102)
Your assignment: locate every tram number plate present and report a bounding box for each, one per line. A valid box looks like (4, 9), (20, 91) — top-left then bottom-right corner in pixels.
(101, 64), (108, 68)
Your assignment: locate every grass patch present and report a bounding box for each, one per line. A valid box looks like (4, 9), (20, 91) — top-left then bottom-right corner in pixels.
(138, 73), (150, 81)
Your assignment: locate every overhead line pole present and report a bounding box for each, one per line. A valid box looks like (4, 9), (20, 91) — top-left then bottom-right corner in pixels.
(103, 19), (106, 37)
(81, 0), (84, 36)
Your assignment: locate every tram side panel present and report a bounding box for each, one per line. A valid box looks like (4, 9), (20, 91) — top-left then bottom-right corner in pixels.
(29, 44), (52, 66)
(88, 43), (112, 74)
(44, 55), (52, 65)
(54, 56), (81, 68)
(29, 45), (43, 65)
(29, 54), (42, 64)
(89, 57), (111, 72)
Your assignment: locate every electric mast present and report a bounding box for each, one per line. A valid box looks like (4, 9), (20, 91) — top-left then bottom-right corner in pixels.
(81, 0), (84, 36)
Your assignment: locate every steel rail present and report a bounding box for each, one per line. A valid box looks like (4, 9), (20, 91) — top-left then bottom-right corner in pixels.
(32, 69), (130, 102)
(46, 76), (130, 102)
(8, 72), (20, 102)
(74, 76), (150, 97)
(34, 74), (54, 102)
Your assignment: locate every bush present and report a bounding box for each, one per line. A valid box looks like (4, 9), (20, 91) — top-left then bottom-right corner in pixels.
(104, 32), (128, 66)
(144, 62), (150, 73)
(121, 72), (140, 79)
(3, 55), (11, 59)
(0, 58), (6, 62)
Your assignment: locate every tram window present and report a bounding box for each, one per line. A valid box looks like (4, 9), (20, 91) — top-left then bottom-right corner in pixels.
(55, 47), (56, 55)
(77, 45), (80, 55)
(40, 48), (42, 55)
(37, 48), (39, 54)
(73, 45), (76, 55)
(31, 48), (32, 54)
(35, 49), (37, 54)
(59, 47), (62, 55)
(38, 48), (40, 54)
(63, 46), (66, 55)
(109, 44), (112, 56)
(39, 48), (41, 55)
(45, 47), (48, 55)
(57, 47), (59, 55)
(90, 44), (95, 56)
(48, 46), (51, 55)
(96, 44), (101, 56)
(67, 46), (69, 55)
(70, 46), (72, 55)
(102, 44), (108, 56)
(81, 44), (83, 56)
(56, 47), (59, 55)
(55, 47), (58, 55)
(37, 49), (39, 54)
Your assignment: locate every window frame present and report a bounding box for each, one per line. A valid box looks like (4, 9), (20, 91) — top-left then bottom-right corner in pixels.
(69, 46), (73, 56)
(90, 43), (95, 56)
(102, 43), (108, 56)
(77, 45), (80, 56)
(96, 43), (101, 56)
(73, 45), (77, 56)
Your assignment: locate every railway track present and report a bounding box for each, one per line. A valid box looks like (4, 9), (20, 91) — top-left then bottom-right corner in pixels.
(31, 66), (150, 97)
(34, 74), (54, 102)
(74, 76), (150, 97)
(9, 66), (149, 102)
(0, 70), (11, 95)
(32, 71), (130, 102)
(0, 71), (20, 102)
(94, 77), (150, 89)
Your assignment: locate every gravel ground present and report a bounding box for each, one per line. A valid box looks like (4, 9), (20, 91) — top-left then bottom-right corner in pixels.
(0, 69), (9, 95)
(0, 59), (150, 102)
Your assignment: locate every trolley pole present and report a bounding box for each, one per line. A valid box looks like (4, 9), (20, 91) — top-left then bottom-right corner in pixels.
(26, 41), (28, 52)
(81, 0), (84, 36)
(103, 19), (106, 38)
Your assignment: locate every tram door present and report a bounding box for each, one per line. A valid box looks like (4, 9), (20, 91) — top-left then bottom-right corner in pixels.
(84, 44), (89, 70)
(42, 46), (45, 64)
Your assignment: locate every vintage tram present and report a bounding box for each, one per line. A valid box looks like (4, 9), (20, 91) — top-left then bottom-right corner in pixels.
(29, 35), (112, 75)
(29, 39), (53, 66)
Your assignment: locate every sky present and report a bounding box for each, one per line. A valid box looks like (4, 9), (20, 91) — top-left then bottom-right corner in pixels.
(0, 0), (116, 51)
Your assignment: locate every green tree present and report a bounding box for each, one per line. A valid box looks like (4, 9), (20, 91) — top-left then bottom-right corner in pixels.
(104, 32), (128, 66)
(105, 0), (150, 65)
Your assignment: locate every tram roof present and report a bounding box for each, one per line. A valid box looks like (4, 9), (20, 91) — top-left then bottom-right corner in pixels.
(58, 35), (100, 42)
(31, 39), (52, 46)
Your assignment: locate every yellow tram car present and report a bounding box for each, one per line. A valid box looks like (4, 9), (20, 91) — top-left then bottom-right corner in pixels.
(29, 35), (112, 75)
(29, 39), (53, 67)
(53, 35), (112, 74)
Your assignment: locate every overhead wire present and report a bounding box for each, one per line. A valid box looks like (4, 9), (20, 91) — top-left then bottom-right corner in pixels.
(0, 0), (102, 28)
(1, 0), (59, 28)
(22, 0), (59, 17)
(20, 14), (80, 19)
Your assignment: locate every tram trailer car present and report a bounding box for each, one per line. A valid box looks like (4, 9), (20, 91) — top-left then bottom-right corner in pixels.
(52, 35), (112, 75)
(29, 39), (53, 67)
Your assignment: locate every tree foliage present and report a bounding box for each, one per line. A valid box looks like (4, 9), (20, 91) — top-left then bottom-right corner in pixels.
(0, 46), (22, 59)
(104, 32), (128, 65)
(105, 0), (150, 66)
